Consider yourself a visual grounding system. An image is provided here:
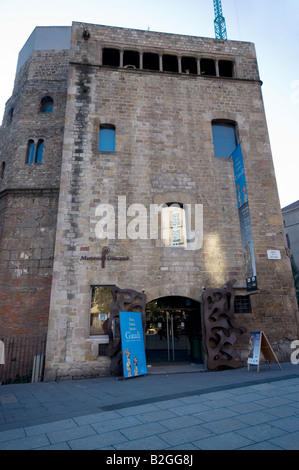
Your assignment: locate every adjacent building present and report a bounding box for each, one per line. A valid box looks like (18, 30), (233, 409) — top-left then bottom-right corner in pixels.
(0, 22), (298, 381)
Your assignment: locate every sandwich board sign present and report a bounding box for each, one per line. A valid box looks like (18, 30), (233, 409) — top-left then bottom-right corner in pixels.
(247, 331), (282, 372)
(119, 311), (147, 379)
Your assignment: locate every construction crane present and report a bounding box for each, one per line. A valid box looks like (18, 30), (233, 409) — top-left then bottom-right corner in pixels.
(213, 0), (227, 40)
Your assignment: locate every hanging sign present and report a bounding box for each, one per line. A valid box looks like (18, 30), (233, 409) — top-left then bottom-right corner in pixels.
(231, 145), (257, 291)
(119, 311), (147, 379)
(247, 331), (282, 372)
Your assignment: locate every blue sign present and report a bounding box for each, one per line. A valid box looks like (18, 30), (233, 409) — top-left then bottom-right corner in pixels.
(232, 144), (248, 208)
(119, 311), (147, 378)
(232, 145), (257, 291)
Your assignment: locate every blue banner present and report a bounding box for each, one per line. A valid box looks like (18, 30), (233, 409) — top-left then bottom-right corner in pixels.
(232, 144), (248, 208)
(119, 311), (147, 378)
(232, 145), (257, 291)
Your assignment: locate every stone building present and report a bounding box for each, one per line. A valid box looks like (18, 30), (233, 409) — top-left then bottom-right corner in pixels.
(282, 201), (299, 270)
(0, 22), (298, 381)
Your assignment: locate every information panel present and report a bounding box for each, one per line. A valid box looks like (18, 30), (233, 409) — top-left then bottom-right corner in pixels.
(247, 330), (282, 372)
(119, 311), (147, 378)
(247, 331), (261, 365)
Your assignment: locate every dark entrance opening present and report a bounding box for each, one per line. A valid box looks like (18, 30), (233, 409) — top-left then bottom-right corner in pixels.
(145, 296), (203, 365)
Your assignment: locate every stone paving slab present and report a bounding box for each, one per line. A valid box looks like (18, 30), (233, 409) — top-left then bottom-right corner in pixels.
(1, 363), (299, 450)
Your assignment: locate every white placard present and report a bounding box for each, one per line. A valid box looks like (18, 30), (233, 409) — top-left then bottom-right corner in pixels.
(267, 250), (281, 260)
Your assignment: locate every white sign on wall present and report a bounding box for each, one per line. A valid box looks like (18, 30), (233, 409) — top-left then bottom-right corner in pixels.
(267, 250), (281, 260)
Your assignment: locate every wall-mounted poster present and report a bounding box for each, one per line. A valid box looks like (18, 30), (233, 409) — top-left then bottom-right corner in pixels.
(119, 311), (147, 378)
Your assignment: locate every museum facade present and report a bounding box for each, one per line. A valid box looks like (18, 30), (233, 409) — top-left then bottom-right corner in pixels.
(0, 22), (298, 380)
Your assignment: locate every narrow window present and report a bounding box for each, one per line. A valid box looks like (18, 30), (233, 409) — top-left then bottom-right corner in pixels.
(102, 48), (120, 67)
(26, 140), (35, 164)
(162, 54), (178, 73)
(40, 96), (53, 113)
(219, 60), (234, 77)
(212, 121), (237, 158)
(35, 139), (44, 164)
(7, 107), (14, 124)
(1, 162), (5, 179)
(162, 203), (187, 248)
(143, 52), (159, 71)
(200, 58), (216, 76)
(90, 286), (114, 336)
(123, 50), (140, 69)
(99, 124), (116, 152)
(181, 57), (197, 75)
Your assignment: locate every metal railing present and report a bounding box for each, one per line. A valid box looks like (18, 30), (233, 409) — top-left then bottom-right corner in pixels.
(0, 335), (47, 385)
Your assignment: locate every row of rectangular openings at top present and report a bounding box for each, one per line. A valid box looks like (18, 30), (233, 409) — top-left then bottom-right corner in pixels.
(102, 48), (234, 77)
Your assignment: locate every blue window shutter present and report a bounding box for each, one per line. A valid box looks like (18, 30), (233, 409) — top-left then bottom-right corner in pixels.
(212, 124), (236, 158)
(99, 127), (115, 151)
(27, 140), (35, 164)
(35, 140), (44, 163)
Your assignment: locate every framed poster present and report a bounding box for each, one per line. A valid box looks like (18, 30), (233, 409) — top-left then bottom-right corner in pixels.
(119, 311), (147, 378)
(247, 331), (261, 366)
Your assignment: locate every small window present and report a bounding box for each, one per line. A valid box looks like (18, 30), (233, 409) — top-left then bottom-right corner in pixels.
(200, 58), (216, 76)
(162, 54), (178, 73)
(99, 124), (116, 152)
(40, 96), (53, 113)
(1, 162), (5, 179)
(7, 107), (14, 124)
(102, 48), (120, 67)
(162, 203), (187, 248)
(123, 50), (140, 69)
(143, 52), (159, 71)
(234, 295), (252, 313)
(90, 286), (114, 336)
(26, 140), (35, 164)
(212, 121), (237, 158)
(35, 139), (44, 164)
(181, 57), (197, 75)
(219, 60), (234, 78)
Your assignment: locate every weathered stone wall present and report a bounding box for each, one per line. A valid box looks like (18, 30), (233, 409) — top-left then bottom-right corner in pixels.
(0, 48), (69, 337)
(44, 23), (298, 380)
(0, 189), (59, 336)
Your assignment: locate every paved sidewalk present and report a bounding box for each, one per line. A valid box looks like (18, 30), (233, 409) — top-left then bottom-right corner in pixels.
(1, 362), (299, 450)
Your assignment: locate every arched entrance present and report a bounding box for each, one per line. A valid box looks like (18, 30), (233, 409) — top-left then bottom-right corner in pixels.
(145, 296), (203, 365)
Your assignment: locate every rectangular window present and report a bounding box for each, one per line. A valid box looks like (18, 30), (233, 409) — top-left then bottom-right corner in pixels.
(162, 204), (187, 247)
(90, 286), (113, 336)
(99, 125), (116, 152)
(234, 295), (252, 314)
(212, 123), (236, 158)
(102, 48), (120, 67)
(200, 58), (216, 76)
(219, 60), (234, 78)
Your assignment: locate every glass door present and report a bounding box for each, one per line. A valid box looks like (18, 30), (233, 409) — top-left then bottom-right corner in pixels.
(145, 297), (202, 364)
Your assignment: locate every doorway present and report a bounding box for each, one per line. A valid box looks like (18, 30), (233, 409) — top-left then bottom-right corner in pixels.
(145, 296), (203, 365)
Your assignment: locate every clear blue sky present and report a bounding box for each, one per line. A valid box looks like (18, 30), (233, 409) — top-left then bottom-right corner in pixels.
(0, 0), (298, 208)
